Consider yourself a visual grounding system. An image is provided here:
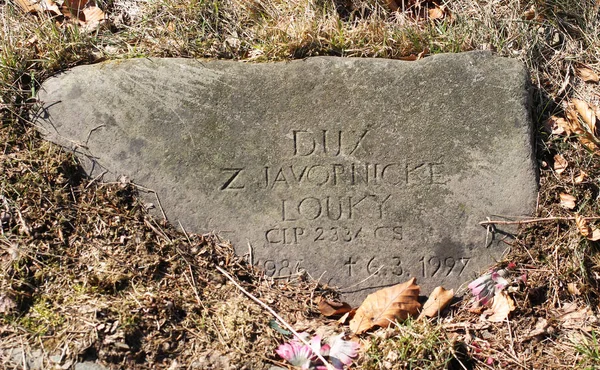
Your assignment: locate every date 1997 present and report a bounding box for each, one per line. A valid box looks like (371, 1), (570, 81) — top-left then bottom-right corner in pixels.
(253, 255), (470, 279)
(357, 255), (471, 278)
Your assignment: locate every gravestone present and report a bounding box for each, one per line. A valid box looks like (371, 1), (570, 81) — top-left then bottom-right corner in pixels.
(35, 51), (537, 303)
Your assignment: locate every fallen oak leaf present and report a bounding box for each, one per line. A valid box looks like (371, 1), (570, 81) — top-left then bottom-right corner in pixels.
(579, 135), (600, 152)
(594, 105), (600, 122)
(15, 0), (61, 15)
(558, 303), (597, 331)
(567, 282), (581, 296)
(575, 215), (600, 241)
(574, 170), (587, 184)
(14, 0), (40, 13)
(545, 115), (572, 136)
(523, 317), (550, 340)
(572, 99), (597, 136)
(64, 0), (88, 19)
(418, 286), (454, 319)
(61, 0), (106, 31)
(553, 154), (568, 175)
(337, 310), (355, 325)
(349, 278), (420, 334)
(565, 104), (584, 134)
(428, 5), (445, 20)
(483, 291), (515, 322)
(522, 5), (536, 20)
(565, 99), (600, 153)
(576, 215), (592, 238)
(317, 298), (353, 317)
(588, 228), (600, 241)
(576, 66), (599, 83)
(559, 193), (576, 210)
(81, 4), (106, 29)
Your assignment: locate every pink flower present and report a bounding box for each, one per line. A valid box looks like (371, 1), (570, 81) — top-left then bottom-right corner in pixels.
(276, 339), (316, 369)
(468, 267), (513, 305)
(326, 334), (360, 369)
(276, 333), (359, 370)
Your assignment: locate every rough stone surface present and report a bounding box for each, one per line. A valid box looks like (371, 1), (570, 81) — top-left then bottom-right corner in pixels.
(74, 362), (109, 370)
(35, 52), (537, 303)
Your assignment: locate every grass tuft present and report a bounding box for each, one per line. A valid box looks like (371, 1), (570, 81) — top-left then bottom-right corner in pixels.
(359, 318), (466, 370)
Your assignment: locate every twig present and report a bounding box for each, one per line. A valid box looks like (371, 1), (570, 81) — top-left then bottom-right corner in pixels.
(85, 170), (108, 189)
(133, 184), (168, 222)
(214, 264), (335, 370)
(85, 124), (105, 145)
(178, 221), (194, 245)
(339, 265), (384, 293)
(506, 317), (517, 359)
(479, 216), (600, 226)
(144, 218), (171, 243)
(21, 338), (28, 370)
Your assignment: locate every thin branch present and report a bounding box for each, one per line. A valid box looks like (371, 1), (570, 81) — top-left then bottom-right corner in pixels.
(214, 264), (335, 370)
(479, 216), (600, 226)
(339, 264), (384, 292)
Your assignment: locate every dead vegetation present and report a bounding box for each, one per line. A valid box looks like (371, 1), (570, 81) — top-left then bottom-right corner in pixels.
(1, 0), (600, 369)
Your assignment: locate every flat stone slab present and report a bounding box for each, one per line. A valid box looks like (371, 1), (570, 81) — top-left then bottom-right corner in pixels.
(35, 52), (537, 303)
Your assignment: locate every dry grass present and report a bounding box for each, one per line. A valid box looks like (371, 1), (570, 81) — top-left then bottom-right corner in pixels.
(0, 124), (329, 368)
(1, 0), (600, 368)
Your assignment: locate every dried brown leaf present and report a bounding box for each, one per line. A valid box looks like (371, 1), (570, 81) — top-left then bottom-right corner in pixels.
(576, 66), (600, 83)
(565, 105), (583, 134)
(576, 215), (592, 237)
(318, 298), (353, 317)
(43, 0), (61, 14)
(14, 0), (39, 13)
(567, 282), (581, 296)
(349, 278), (421, 334)
(418, 286), (454, 319)
(64, 0), (88, 18)
(15, 0), (61, 14)
(398, 54), (418, 61)
(574, 170), (587, 184)
(524, 317), (549, 339)
(483, 291), (515, 322)
(559, 193), (576, 210)
(81, 6), (106, 29)
(553, 154), (568, 175)
(588, 228), (600, 241)
(559, 303), (597, 331)
(572, 99), (597, 135)
(545, 116), (572, 136)
(575, 215), (600, 241)
(594, 105), (600, 121)
(522, 6), (536, 20)
(580, 135), (600, 152)
(564, 102), (600, 152)
(337, 310), (355, 325)
(428, 6), (445, 20)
